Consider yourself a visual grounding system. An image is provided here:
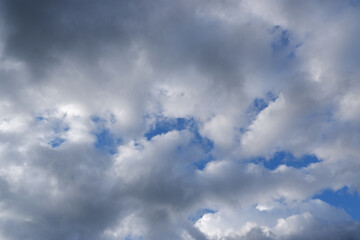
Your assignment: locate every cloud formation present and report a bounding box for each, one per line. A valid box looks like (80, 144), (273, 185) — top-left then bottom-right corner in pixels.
(1, 0), (360, 239)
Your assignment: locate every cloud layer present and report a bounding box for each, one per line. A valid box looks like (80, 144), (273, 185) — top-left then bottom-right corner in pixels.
(1, 0), (360, 239)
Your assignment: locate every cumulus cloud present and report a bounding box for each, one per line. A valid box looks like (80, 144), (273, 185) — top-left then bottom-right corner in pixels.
(1, 0), (360, 239)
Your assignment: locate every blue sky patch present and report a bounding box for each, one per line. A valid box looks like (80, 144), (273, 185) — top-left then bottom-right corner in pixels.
(91, 116), (121, 154)
(349, 0), (360, 7)
(190, 128), (214, 154)
(145, 117), (189, 140)
(271, 28), (290, 51)
(188, 208), (216, 222)
(314, 186), (360, 221)
(194, 154), (214, 171)
(145, 117), (214, 169)
(94, 129), (121, 155)
(250, 151), (320, 170)
(36, 115), (68, 148)
(246, 92), (278, 124)
(250, 92), (278, 114)
(270, 26), (302, 59)
(91, 115), (104, 124)
(253, 98), (268, 113)
(36, 115), (45, 122)
(49, 137), (65, 148)
(145, 117), (214, 152)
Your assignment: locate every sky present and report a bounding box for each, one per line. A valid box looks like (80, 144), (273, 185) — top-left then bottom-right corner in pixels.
(0, 0), (360, 239)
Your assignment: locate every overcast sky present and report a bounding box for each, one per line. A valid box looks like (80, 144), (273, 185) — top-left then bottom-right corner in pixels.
(1, 0), (360, 239)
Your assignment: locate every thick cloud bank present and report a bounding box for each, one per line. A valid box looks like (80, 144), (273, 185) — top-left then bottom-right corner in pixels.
(1, 0), (360, 239)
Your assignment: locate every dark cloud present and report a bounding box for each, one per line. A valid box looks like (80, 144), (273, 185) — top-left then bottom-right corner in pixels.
(1, 0), (145, 77)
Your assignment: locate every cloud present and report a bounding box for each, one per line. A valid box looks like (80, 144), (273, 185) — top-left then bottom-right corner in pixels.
(1, 0), (360, 239)
(196, 199), (360, 240)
